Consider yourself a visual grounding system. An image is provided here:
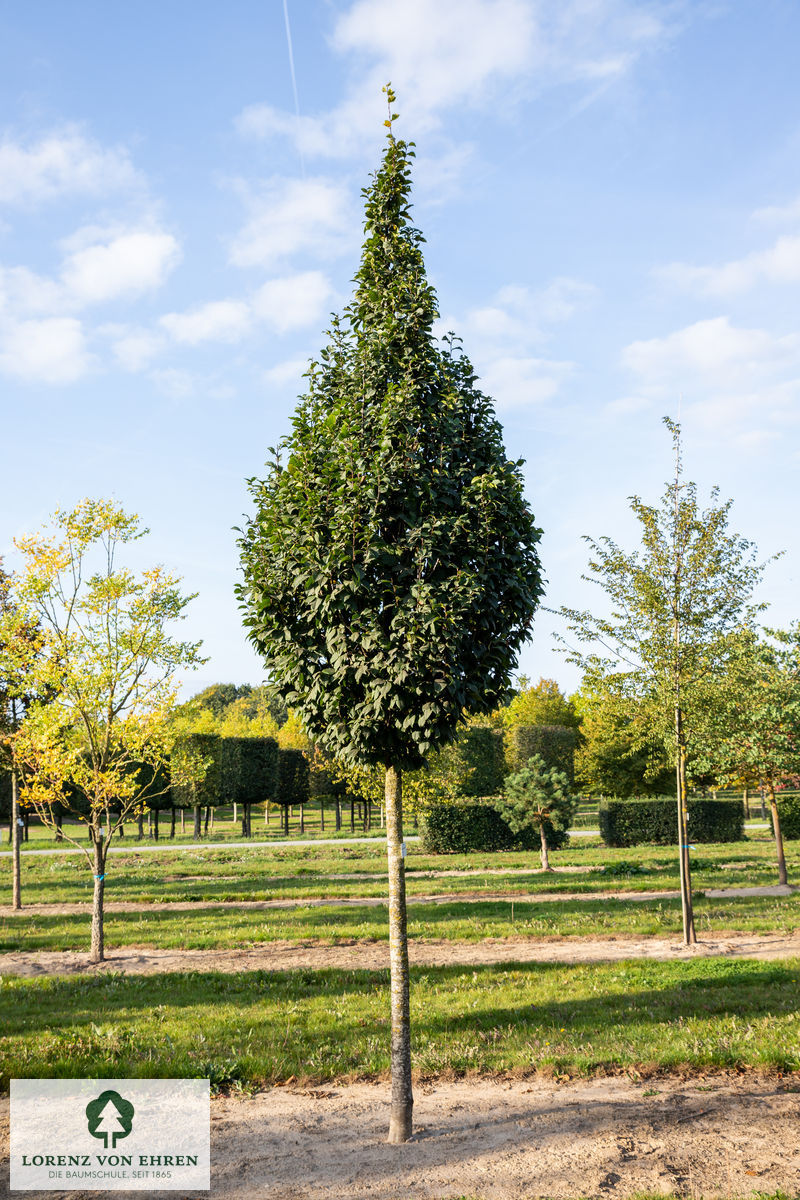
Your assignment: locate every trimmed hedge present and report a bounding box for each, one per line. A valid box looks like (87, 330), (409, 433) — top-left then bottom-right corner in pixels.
(171, 733), (223, 809)
(221, 736), (279, 805)
(421, 802), (568, 854)
(599, 797), (745, 847)
(507, 724), (576, 786)
(773, 795), (800, 840)
(444, 727), (505, 797)
(276, 748), (310, 807)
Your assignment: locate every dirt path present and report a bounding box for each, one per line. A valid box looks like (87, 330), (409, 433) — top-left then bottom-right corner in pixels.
(2, 1073), (798, 1199)
(0, 881), (793, 919)
(3, 930), (800, 978)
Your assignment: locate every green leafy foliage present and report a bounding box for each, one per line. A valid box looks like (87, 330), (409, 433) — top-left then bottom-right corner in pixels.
(772, 795), (800, 840)
(171, 734), (223, 810)
(421, 803), (516, 853)
(599, 798), (745, 847)
(221, 736), (279, 806)
(236, 126), (543, 770)
(276, 748), (310, 807)
(506, 724), (577, 785)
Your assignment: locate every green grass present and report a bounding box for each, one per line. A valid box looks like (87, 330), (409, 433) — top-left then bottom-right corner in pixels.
(2, 890), (800, 952)
(3, 833), (797, 907)
(2, 957), (799, 1091)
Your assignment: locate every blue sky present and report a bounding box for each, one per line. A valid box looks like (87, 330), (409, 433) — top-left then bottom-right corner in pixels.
(1, 0), (798, 699)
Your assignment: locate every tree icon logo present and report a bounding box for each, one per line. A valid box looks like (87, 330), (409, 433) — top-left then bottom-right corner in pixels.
(85, 1090), (135, 1149)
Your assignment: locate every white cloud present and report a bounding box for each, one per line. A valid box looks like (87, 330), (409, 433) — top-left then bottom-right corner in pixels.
(229, 177), (353, 269)
(235, 0), (673, 160)
(0, 127), (140, 206)
(620, 316), (800, 441)
(622, 317), (797, 380)
(0, 317), (92, 384)
(262, 358), (309, 387)
(150, 368), (194, 398)
(753, 194), (800, 226)
(252, 271), (334, 333)
(105, 325), (165, 372)
(658, 234), (800, 298)
(160, 299), (252, 345)
(439, 277), (595, 352)
(61, 230), (180, 305)
(479, 354), (572, 410)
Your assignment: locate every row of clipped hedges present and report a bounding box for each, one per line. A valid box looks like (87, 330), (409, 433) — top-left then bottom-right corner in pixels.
(772, 794), (800, 840)
(506, 725), (577, 786)
(599, 797), (745, 847)
(421, 802), (568, 854)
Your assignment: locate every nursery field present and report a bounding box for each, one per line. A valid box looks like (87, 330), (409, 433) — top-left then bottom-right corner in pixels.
(2, 830), (800, 1198)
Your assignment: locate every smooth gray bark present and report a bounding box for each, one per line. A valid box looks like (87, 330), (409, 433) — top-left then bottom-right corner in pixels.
(385, 764), (413, 1143)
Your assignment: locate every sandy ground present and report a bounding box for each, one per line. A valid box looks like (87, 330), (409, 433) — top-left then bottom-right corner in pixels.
(2, 1073), (800, 1199)
(0, 882), (794, 922)
(3, 930), (800, 978)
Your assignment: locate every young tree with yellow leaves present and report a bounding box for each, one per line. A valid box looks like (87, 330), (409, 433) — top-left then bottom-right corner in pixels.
(0, 500), (204, 962)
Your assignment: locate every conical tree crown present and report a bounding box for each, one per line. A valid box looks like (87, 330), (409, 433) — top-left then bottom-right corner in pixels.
(238, 100), (543, 769)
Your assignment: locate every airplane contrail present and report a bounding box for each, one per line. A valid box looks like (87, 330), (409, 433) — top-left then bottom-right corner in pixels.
(282, 0), (305, 176)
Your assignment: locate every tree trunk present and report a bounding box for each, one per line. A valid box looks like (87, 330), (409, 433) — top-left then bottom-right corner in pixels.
(193, 804), (201, 839)
(743, 787), (750, 819)
(90, 831), (105, 963)
(23, 811), (29, 841)
(11, 769), (21, 910)
(284, 805), (289, 836)
(539, 822), (551, 871)
(336, 798), (341, 831)
(320, 797), (325, 831)
(675, 708), (696, 945)
(350, 797), (355, 832)
(300, 804), (304, 834)
(384, 764), (413, 1143)
(233, 802), (238, 826)
(170, 806), (176, 838)
(759, 784), (767, 819)
(137, 813), (144, 840)
(210, 807), (214, 832)
(768, 782), (788, 886)
(55, 811), (63, 842)
(153, 809), (159, 840)
(241, 804), (247, 838)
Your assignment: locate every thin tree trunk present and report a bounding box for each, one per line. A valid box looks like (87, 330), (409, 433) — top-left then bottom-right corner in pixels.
(137, 814), (144, 840)
(759, 783), (767, 819)
(193, 804), (201, 839)
(210, 807), (214, 832)
(233, 802), (238, 826)
(90, 831), (105, 963)
(350, 797), (355, 832)
(170, 806), (176, 838)
(11, 769), (21, 910)
(320, 796), (325, 831)
(336, 798), (341, 831)
(768, 782), (788, 886)
(300, 803), (304, 834)
(539, 822), (551, 871)
(148, 810), (153, 837)
(55, 811), (63, 842)
(384, 764), (412, 1143)
(204, 806), (210, 835)
(284, 805), (289, 836)
(676, 709), (696, 945)
(154, 809), (160, 840)
(743, 787), (750, 819)
(23, 811), (29, 841)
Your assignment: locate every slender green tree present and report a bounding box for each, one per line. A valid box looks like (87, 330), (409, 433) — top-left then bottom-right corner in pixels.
(237, 89), (543, 1142)
(556, 420), (773, 945)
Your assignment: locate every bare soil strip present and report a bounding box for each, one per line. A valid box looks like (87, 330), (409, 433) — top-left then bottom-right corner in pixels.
(0, 882), (793, 920)
(3, 931), (800, 978)
(2, 1074), (798, 1199)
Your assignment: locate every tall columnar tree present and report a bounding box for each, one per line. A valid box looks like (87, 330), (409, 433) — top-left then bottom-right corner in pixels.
(557, 420), (772, 944)
(237, 90), (543, 1142)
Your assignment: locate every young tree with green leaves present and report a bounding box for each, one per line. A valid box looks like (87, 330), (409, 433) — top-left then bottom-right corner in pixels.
(0, 500), (204, 961)
(710, 625), (800, 885)
(497, 754), (577, 870)
(557, 420), (772, 944)
(237, 90), (543, 1142)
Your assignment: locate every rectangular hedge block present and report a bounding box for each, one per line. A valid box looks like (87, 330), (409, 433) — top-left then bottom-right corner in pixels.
(599, 797), (745, 847)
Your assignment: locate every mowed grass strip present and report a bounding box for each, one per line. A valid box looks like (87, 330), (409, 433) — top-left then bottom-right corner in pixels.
(2, 892), (800, 952)
(1, 958), (799, 1090)
(2, 837), (797, 906)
